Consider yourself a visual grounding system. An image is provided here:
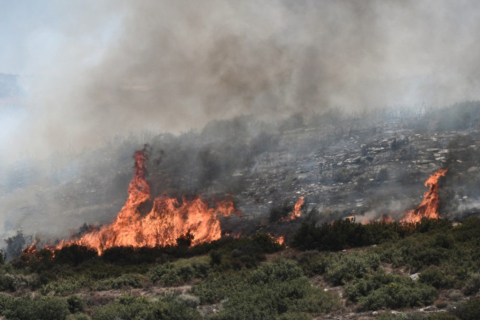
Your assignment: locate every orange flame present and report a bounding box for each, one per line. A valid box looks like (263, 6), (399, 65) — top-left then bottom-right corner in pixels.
(269, 234), (285, 245)
(24, 239), (39, 254)
(280, 196), (305, 222)
(401, 168), (447, 223)
(54, 148), (241, 254)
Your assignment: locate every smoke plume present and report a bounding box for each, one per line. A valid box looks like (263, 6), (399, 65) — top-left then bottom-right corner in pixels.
(15, 0), (480, 157)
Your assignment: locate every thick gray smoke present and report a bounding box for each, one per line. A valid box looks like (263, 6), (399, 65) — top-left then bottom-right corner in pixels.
(16, 0), (480, 157)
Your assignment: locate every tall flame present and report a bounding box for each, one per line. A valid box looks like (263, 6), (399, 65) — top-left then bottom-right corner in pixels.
(55, 148), (241, 254)
(280, 196), (305, 222)
(401, 168), (447, 223)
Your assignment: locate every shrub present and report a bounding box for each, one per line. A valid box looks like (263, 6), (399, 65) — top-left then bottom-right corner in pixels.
(451, 298), (480, 320)
(197, 259), (339, 319)
(463, 273), (480, 296)
(67, 314), (92, 320)
(277, 312), (311, 320)
(420, 267), (455, 289)
(92, 295), (201, 320)
(94, 273), (145, 290)
(54, 245), (98, 266)
(345, 272), (437, 311)
(68, 295), (86, 314)
(148, 257), (210, 286)
(427, 313), (459, 320)
(324, 253), (380, 286)
(2, 296), (69, 320)
(41, 276), (91, 296)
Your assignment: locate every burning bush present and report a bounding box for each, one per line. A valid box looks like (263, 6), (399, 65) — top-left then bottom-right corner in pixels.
(269, 202), (294, 222)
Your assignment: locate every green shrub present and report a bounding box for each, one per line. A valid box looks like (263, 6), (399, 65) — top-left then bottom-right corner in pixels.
(345, 272), (437, 311)
(427, 313), (459, 320)
(324, 253), (380, 286)
(249, 259), (303, 284)
(199, 259), (339, 319)
(1, 296), (69, 320)
(463, 273), (480, 295)
(452, 298), (480, 320)
(296, 251), (330, 276)
(68, 295), (86, 314)
(420, 267), (455, 289)
(0, 293), (14, 314)
(94, 273), (145, 290)
(148, 257), (210, 286)
(92, 295), (201, 320)
(67, 314), (92, 320)
(41, 276), (91, 295)
(277, 312), (311, 320)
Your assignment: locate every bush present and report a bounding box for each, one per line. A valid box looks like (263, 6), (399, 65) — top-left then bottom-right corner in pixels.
(249, 259), (303, 284)
(196, 259), (339, 319)
(1, 296), (69, 320)
(420, 267), (455, 289)
(68, 295), (86, 313)
(54, 245), (98, 266)
(41, 276), (91, 296)
(463, 273), (480, 296)
(149, 257), (210, 286)
(345, 272), (437, 311)
(92, 295), (201, 320)
(324, 253), (380, 286)
(94, 273), (145, 290)
(291, 219), (412, 252)
(451, 298), (480, 320)
(277, 312), (311, 320)
(67, 314), (92, 320)
(427, 314), (459, 320)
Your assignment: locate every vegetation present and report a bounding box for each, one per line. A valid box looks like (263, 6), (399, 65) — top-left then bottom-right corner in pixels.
(0, 217), (479, 319)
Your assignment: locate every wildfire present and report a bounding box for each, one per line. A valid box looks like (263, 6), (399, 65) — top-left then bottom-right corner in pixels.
(24, 239), (39, 255)
(401, 168), (447, 223)
(269, 234), (285, 245)
(54, 147), (241, 255)
(280, 196), (305, 222)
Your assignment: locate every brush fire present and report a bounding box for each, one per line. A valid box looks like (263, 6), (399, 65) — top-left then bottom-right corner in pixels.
(32, 148), (242, 255)
(27, 156), (448, 255)
(346, 168), (447, 225)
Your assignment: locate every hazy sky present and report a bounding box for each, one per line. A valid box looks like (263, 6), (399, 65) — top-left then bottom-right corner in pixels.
(0, 0), (121, 75)
(0, 1), (54, 74)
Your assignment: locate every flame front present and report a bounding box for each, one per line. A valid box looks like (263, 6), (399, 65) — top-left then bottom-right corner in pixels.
(401, 168), (447, 223)
(56, 148), (241, 254)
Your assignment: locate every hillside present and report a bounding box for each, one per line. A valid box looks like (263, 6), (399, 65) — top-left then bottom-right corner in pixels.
(0, 217), (479, 319)
(2, 103), (480, 244)
(0, 103), (479, 319)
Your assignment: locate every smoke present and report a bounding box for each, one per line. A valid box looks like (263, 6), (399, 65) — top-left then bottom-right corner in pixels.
(10, 0), (480, 158)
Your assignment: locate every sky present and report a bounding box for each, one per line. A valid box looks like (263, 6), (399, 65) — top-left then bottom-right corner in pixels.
(0, 1), (54, 74)
(0, 0), (121, 75)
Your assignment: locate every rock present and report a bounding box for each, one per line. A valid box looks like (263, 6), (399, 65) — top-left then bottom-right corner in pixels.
(467, 166), (479, 173)
(410, 273), (420, 281)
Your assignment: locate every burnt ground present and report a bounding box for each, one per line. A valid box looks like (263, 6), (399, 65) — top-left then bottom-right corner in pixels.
(1, 104), (480, 246)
